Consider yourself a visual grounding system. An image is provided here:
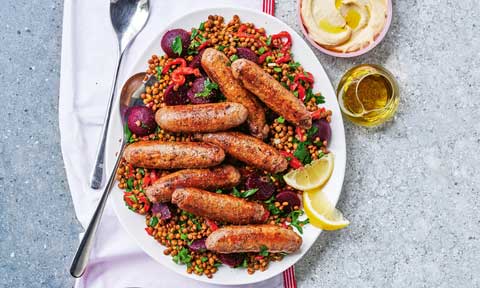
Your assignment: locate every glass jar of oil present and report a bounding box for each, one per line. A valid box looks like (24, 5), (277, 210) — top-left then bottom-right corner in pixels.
(337, 64), (399, 127)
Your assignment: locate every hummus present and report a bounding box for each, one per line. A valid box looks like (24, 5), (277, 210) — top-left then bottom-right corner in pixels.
(301, 0), (387, 52)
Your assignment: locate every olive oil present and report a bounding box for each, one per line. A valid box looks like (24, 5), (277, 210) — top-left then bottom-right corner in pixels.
(337, 64), (399, 127)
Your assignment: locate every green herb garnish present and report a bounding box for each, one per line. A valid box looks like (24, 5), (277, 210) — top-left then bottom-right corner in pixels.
(180, 233), (188, 240)
(273, 67), (282, 73)
(149, 216), (158, 227)
(172, 247), (192, 265)
(195, 78), (219, 97)
(215, 189), (223, 194)
(201, 257), (208, 263)
(190, 28), (199, 40)
(217, 45), (226, 51)
(124, 123), (134, 143)
(171, 36), (183, 56)
(293, 142), (312, 165)
(289, 62), (301, 70)
(264, 196), (283, 216)
(276, 116), (285, 123)
(259, 245), (269, 257)
(229, 54), (239, 62)
(258, 47), (266, 55)
(126, 178), (134, 191)
(266, 36), (272, 46)
(199, 22), (205, 31)
(240, 257), (248, 268)
(232, 187), (259, 198)
(288, 210), (310, 234)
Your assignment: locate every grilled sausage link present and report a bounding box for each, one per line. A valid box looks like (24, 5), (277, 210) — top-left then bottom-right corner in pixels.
(201, 48), (269, 139)
(206, 225), (302, 254)
(231, 59), (312, 129)
(193, 132), (288, 173)
(145, 165), (241, 203)
(123, 141), (225, 169)
(155, 102), (248, 133)
(171, 188), (269, 224)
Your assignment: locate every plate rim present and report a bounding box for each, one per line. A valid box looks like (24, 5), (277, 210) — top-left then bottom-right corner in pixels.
(106, 6), (346, 285)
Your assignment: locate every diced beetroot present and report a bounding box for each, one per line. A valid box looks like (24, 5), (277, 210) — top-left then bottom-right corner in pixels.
(161, 29), (191, 58)
(187, 77), (217, 104)
(276, 190), (301, 213)
(218, 253), (245, 267)
(312, 119), (331, 143)
(126, 106), (157, 136)
(151, 203), (172, 220)
(188, 238), (207, 252)
(236, 47), (259, 63)
(163, 84), (189, 105)
(245, 174), (275, 201)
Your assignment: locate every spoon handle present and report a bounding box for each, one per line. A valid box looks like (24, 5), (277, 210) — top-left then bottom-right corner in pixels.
(89, 51), (124, 189)
(70, 143), (126, 278)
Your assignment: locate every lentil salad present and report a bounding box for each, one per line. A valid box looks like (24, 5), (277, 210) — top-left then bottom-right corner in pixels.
(116, 15), (333, 278)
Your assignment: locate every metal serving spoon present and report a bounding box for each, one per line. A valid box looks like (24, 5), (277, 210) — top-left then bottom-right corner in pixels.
(70, 72), (156, 278)
(89, 0), (150, 189)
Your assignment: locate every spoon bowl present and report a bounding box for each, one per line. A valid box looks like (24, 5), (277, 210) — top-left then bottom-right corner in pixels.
(111, 0), (150, 51)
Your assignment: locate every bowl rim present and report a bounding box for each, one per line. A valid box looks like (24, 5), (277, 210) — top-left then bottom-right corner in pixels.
(297, 0), (393, 58)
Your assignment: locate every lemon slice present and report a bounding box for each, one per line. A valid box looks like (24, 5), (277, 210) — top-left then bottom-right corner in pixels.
(283, 153), (334, 191)
(303, 188), (350, 230)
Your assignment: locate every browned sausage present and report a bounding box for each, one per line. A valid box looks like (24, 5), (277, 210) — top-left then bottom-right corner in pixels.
(155, 102), (248, 133)
(145, 165), (241, 203)
(231, 59), (312, 129)
(201, 48), (269, 139)
(123, 141), (224, 169)
(171, 188), (269, 224)
(193, 132), (288, 173)
(206, 225), (302, 254)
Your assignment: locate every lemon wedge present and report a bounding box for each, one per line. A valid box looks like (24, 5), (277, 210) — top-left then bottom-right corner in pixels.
(303, 188), (350, 230)
(283, 153), (334, 191)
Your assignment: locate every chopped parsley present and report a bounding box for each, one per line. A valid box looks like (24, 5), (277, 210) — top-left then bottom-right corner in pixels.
(264, 196), (283, 216)
(126, 178), (134, 191)
(259, 245), (269, 257)
(232, 187), (259, 198)
(305, 88), (325, 104)
(288, 210), (310, 234)
(258, 46), (266, 55)
(171, 36), (183, 56)
(266, 35), (272, 46)
(293, 141), (312, 165)
(273, 67), (282, 73)
(215, 189), (223, 194)
(201, 256), (208, 263)
(307, 126), (319, 140)
(172, 247), (192, 265)
(229, 54), (239, 62)
(195, 78), (219, 97)
(289, 62), (301, 70)
(217, 45), (226, 51)
(276, 116), (285, 123)
(124, 123), (134, 143)
(190, 28), (199, 40)
(149, 216), (158, 227)
(155, 66), (163, 80)
(240, 257), (248, 268)
(180, 233), (188, 240)
(199, 21), (205, 31)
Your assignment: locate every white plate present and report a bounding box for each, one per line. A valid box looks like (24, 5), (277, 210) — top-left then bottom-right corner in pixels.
(106, 7), (346, 286)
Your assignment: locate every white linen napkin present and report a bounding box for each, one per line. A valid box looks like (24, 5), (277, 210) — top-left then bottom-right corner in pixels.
(59, 0), (284, 287)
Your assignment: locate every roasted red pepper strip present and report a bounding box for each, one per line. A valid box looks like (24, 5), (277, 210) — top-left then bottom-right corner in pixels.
(294, 72), (314, 84)
(271, 31), (292, 50)
(297, 85), (306, 102)
(171, 67), (201, 87)
(275, 53), (291, 64)
(138, 195), (150, 213)
(126, 164), (135, 178)
(206, 219), (219, 231)
(295, 127), (305, 141)
(280, 151), (303, 169)
(255, 255), (265, 260)
(258, 51), (273, 64)
(311, 107), (326, 120)
(145, 227), (154, 235)
(142, 174), (151, 188)
(161, 58), (187, 74)
(124, 192), (136, 207)
(197, 40), (210, 51)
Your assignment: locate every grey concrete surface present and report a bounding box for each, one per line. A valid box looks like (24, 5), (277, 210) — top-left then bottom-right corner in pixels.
(0, 0), (479, 287)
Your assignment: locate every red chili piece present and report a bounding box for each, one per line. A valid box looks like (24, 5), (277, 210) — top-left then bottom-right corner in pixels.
(205, 219), (219, 231)
(161, 58), (187, 75)
(258, 51), (273, 64)
(171, 67), (201, 87)
(280, 151), (303, 169)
